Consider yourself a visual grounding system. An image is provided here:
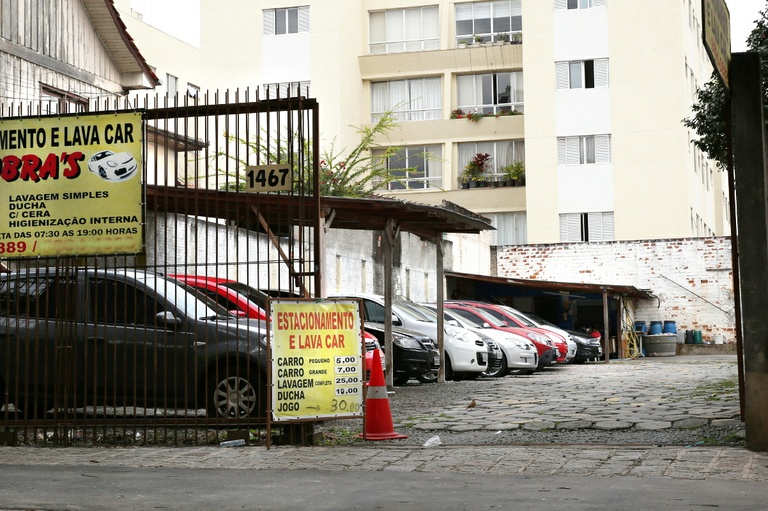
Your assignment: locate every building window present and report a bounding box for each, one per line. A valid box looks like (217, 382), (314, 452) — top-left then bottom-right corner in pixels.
(488, 212), (527, 245)
(263, 81), (311, 99)
(371, 77), (441, 122)
(560, 212), (614, 242)
(555, 59), (609, 89)
(456, 1), (522, 45)
(369, 6), (439, 54)
(557, 135), (611, 165)
(264, 6), (310, 35)
(40, 84), (88, 114)
(187, 83), (200, 98)
(554, 0), (607, 10)
(458, 140), (525, 181)
(374, 145), (442, 190)
(457, 71), (524, 114)
(166, 73), (178, 96)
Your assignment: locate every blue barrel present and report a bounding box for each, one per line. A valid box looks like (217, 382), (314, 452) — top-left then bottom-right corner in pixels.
(649, 321), (663, 335)
(663, 320), (677, 334)
(634, 321), (647, 333)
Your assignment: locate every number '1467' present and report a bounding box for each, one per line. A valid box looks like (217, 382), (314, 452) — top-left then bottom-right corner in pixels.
(245, 165), (291, 191)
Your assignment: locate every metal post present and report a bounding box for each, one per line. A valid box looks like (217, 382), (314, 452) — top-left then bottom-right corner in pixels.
(731, 52), (768, 451)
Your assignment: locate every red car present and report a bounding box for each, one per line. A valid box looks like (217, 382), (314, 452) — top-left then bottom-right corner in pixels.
(444, 302), (556, 371)
(168, 274), (268, 320)
(169, 274), (383, 379)
(453, 301), (568, 364)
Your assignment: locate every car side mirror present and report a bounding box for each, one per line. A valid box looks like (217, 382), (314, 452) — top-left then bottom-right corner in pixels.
(391, 314), (402, 326)
(156, 311), (182, 328)
(229, 309), (247, 317)
(482, 322), (492, 328)
(446, 319), (460, 327)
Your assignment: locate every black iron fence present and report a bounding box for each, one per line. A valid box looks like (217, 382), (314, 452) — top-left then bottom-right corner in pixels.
(0, 88), (320, 445)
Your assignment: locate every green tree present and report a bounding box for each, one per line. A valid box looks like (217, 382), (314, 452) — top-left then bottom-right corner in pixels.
(211, 112), (407, 197)
(683, 7), (768, 169)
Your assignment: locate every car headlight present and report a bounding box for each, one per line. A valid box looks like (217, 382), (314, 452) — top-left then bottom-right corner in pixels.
(392, 333), (422, 350)
(511, 339), (531, 349)
(445, 324), (472, 342)
(527, 332), (549, 344)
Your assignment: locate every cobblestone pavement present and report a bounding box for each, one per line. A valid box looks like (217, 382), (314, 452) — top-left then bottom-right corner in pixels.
(1, 355), (763, 485)
(393, 355), (742, 436)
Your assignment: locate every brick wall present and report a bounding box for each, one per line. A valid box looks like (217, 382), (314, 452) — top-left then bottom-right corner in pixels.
(496, 238), (736, 343)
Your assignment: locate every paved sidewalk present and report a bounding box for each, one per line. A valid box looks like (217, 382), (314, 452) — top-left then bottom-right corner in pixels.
(0, 443), (767, 481)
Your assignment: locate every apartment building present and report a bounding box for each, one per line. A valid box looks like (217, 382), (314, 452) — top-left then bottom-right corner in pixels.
(117, 0), (728, 245)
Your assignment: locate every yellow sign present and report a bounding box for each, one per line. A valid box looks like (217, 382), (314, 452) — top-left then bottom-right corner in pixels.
(0, 112), (144, 257)
(270, 300), (364, 421)
(702, 0), (731, 89)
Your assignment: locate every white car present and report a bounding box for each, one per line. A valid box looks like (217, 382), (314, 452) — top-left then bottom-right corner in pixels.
(426, 305), (538, 377)
(88, 150), (138, 181)
(508, 308), (578, 363)
(330, 293), (488, 380)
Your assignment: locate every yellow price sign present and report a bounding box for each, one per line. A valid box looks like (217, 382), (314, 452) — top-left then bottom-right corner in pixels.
(270, 300), (364, 421)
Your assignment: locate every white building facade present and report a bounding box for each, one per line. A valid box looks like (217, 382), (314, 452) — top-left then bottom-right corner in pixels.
(116, 0), (727, 242)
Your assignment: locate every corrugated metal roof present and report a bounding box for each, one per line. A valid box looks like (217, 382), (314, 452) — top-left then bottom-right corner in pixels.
(445, 270), (655, 300)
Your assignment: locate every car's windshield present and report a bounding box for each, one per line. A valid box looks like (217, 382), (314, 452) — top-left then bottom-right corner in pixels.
(153, 276), (231, 319)
(467, 307), (507, 327)
(220, 282), (270, 311)
(394, 299), (437, 322)
(499, 305), (536, 327)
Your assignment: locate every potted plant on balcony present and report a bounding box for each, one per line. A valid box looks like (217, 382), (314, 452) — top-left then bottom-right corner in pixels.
(495, 32), (510, 45)
(463, 152), (491, 188)
(502, 160), (525, 186)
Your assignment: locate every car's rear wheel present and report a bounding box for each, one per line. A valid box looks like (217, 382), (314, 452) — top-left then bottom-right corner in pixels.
(483, 352), (507, 378)
(206, 364), (264, 419)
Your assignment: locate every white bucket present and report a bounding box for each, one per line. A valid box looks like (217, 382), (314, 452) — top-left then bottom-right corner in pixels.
(713, 334), (725, 345)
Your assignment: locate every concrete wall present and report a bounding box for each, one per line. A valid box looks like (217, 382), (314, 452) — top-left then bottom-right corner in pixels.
(496, 237), (735, 343)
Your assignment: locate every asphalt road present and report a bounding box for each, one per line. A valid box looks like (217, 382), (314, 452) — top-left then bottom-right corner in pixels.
(0, 463), (765, 511)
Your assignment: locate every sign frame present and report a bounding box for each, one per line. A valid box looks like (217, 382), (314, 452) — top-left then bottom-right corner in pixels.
(0, 111), (145, 258)
(702, 0), (731, 90)
(269, 298), (365, 423)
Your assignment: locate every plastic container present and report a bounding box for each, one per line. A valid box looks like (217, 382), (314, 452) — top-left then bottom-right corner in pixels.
(685, 330), (694, 344)
(693, 330), (703, 344)
(663, 320), (677, 334)
(648, 321), (663, 335)
(713, 334), (725, 345)
(634, 321), (647, 333)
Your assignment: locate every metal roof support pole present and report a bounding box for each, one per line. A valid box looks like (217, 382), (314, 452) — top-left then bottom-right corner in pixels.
(602, 288), (610, 363)
(383, 219), (399, 388)
(435, 235), (445, 384)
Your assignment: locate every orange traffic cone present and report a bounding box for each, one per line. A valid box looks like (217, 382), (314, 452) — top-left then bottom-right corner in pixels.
(361, 351), (408, 440)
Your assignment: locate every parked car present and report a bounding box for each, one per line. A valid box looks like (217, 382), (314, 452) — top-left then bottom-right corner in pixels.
(0, 268), (268, 420)
(168, 274), (267, 320)
(363, 322), (440, 385)
(363, 331), (386, 378)
(501, 307), (576, 363)
(330, 293), (488, 380)
(444, 302), (555, 371)
(423, 304), (537, 377)
(566, 329), (603, 363)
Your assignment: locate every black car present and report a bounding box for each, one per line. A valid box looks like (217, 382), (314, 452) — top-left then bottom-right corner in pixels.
(567, 329), (603, 363)
(363, 322), (440, 385)
(0, 268), (268, 420)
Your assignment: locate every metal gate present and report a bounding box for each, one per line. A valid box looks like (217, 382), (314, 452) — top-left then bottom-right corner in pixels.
(0, 89), (320, 445)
